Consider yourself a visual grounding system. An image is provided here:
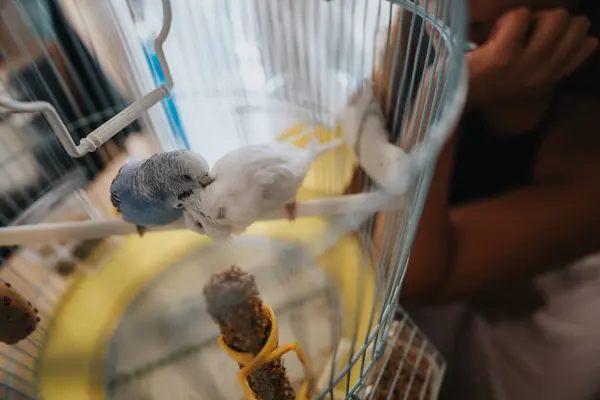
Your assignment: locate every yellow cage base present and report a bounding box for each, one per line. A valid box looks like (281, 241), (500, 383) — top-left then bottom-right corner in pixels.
(38, 220), (376, 399)
(38, 124), (374, 399)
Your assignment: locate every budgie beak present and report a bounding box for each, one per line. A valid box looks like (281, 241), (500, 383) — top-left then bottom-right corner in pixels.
(200, 173), (215, 188)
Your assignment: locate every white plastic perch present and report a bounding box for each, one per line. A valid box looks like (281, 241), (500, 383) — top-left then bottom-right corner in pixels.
(0, 192), (403, 246)
(0, 0), (173, 158)
(338, 82), (413, 195)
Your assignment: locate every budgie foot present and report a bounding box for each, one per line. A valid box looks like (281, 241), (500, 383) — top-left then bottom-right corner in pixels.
(135, 225), (148, 237)
(284, 201), (297, 221)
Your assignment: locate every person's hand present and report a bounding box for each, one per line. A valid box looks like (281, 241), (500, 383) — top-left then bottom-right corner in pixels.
(467, 8), (598, 108)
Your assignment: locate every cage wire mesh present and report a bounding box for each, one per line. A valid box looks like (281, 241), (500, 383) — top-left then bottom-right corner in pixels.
(0, 0), (467, 399)
(0, 0), (149, 398)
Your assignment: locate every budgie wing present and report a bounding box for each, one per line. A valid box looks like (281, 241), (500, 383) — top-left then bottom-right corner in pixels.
(207, 144), (306, 224)
(256, 166), (300, 205)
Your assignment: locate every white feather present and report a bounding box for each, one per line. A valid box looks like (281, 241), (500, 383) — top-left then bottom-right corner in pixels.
(195, 136), (343, 239)
(181, 192), (235, 241)
(182, 209), (206, 235)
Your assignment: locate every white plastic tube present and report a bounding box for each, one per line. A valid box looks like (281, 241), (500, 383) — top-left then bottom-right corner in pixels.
(0, 0), (174, 158)
(0, 192), (404, 246)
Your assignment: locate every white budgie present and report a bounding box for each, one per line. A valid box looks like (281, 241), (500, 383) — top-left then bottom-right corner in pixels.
(338, 82), (411, 194)
(185, 136), (344, 241)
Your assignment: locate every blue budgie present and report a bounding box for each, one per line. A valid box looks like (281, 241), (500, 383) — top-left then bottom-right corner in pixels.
(109, 149), (213, 236)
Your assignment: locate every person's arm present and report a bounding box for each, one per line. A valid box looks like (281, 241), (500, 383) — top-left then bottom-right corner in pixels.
(395, 95), (600, 305)
(439, 175), (600, 301)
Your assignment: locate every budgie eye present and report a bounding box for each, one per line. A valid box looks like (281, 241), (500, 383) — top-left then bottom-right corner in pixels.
(182, 174), (192, 181)
(175, 203), (183, 209)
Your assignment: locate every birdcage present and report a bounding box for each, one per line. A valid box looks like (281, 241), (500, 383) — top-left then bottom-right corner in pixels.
(0, 0), (467, 399)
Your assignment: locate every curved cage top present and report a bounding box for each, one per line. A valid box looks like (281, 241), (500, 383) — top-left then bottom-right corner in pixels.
(155, 0), (467, 165)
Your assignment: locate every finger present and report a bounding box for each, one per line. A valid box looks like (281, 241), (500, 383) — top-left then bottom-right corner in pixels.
(469, 8), (532, 76)
(486, 8), (533, 56)
(560, 35), (598, 78)
(525, 8), (571, 57)
(549, 16), (594, 77)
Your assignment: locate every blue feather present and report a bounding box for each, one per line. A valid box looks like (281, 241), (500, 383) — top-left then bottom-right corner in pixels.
(109, 150), (210, 229)
(110, 161), (183, 227)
